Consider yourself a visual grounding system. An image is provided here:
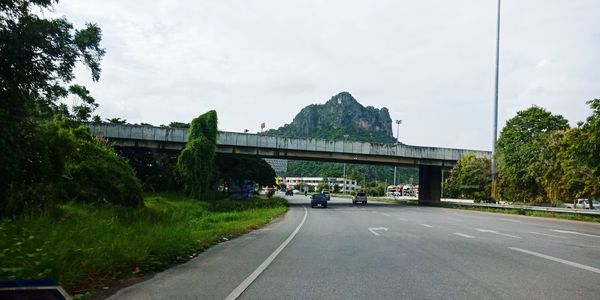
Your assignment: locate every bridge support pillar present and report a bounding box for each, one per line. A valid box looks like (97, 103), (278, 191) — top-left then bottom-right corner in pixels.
(418, 165), (442, 205)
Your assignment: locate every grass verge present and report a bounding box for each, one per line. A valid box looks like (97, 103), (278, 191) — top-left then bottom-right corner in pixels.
(0, 193), (288, 296)
(441, 203), (600, 223)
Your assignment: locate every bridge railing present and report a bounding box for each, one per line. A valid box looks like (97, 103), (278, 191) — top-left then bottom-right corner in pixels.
(217, 131), (490, 161)
(88, 124), (491, 162)
(89, 123), (187, 143)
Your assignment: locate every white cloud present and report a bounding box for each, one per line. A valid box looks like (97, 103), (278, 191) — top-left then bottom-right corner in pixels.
(56, 0), (600, 150)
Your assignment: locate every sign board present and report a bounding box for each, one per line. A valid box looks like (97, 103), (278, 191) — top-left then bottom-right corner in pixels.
(0, 279), (71, 300)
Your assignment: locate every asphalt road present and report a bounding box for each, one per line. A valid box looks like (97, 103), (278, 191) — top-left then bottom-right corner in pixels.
(110, 195), (600, 300)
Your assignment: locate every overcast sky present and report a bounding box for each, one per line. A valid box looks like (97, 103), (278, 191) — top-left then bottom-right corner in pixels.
(56, 0), (600, 150)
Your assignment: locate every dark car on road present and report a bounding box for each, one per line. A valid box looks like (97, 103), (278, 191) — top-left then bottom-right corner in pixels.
(311, 194), (327, 208)
(285, 189), (293, 196)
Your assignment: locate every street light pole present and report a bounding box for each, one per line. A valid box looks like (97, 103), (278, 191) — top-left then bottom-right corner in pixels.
(343, 134), (349, 194)
(491, 0), (501, 200)
(394, 120), (402, 186)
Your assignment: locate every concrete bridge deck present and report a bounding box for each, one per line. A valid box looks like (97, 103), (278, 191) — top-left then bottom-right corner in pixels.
(88, 124), (490, 168)
(88, 123), (491, 204)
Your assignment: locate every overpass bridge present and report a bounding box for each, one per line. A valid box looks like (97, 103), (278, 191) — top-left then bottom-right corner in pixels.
(88, 124), (491, 205)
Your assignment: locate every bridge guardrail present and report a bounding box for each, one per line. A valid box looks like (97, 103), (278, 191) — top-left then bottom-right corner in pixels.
(443, 200), (600, 216)
(88, 124), (491, 163)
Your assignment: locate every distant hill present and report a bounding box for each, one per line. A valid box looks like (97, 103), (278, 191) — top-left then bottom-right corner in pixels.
(266, 92), (417, 184)
(265, 92), (396, 144)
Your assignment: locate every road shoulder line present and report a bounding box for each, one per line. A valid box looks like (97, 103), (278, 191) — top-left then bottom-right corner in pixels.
(225, 206), (308, 300)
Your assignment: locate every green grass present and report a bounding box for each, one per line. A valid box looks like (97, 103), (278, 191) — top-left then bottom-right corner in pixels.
(0, 193), (287, 295)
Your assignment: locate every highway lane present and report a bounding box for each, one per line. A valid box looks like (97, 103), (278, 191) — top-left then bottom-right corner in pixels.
(240, 196), (600, 299)
(110, 194), (600, 299)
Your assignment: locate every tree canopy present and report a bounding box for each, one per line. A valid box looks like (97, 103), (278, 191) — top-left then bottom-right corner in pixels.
(496, 106), (569, 203)
(177, 110), (218, 199)
(0, 0), (145, 216)
(216, 154), (276, 188)
(444, 154), (492, 202)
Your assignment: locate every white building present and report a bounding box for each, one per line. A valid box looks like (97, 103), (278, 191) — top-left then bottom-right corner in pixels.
(281, 177), (359, 192)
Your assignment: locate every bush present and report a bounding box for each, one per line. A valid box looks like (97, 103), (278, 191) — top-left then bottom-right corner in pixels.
(1, 120), (75, 216)
(61, 126), (143, 207)
(177, 111), (218, 199)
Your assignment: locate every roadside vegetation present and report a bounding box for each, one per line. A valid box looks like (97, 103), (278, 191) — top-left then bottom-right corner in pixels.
(0, 1), (284, 297)
(0, 193), (287, 294)
(444, 102), (600, 207)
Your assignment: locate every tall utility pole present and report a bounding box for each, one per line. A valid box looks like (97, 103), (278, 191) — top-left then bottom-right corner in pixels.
(343, 134), (349, 194)
(393, 120), (402, 186)
(491, 0), (501, 199)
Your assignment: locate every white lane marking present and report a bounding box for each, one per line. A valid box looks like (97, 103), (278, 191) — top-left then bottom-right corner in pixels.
(382, 213), (391, 217)
(368, 227), (389, 236)
(476, 228), (521, 239)
(454, 233), (475, 239)
(551, 230), (600, 238)
(499, 218), (521, 223)
(225, 206), (308, 300)
(398, 217), (408, 221)
(529, 232), (567, 239)
(509, 247), (600, 275)
(420, 224), (433, 228)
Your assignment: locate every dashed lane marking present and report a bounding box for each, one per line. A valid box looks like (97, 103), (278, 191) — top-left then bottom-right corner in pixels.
(499, 218), (521, 223)
(550, 230), (600, 238)
(454, 233), (475, 239)
(529, 232), (567, 239)
(510, 247), (600, 274)
(476, 228), (521, 239)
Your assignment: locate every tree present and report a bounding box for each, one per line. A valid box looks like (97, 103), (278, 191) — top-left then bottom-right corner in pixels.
(177, 111), (218, 199)
(106, 117), (127, 124)
(1, 0), (105, 215)
(60, 125), (143, 207)
(333, 184), (340, 193)
(316, 182), (329, 192)
(168, 122), (190, 128)
(444, 154), (492, 202)
(579, 99), (600, 208)
(540, 100), (600, 207)
(496, 106), (569, 203)
(68, 84), (98, 122)
(541, 129), (598, 206)
(216, 154), (276, 190)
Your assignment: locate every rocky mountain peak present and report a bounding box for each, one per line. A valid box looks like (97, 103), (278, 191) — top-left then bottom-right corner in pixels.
(266, 92), (395, 143)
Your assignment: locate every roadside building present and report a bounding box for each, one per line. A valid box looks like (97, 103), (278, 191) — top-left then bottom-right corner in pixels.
(279, 177), (359, 192)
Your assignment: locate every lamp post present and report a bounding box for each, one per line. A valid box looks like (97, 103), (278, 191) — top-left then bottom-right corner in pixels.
(343, 134), (349, 194)
(393, 120), (402, 186)
(491, 0), (501, 200)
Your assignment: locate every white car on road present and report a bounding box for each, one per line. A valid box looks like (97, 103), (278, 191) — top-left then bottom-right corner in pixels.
(566, 199), (600, 209)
